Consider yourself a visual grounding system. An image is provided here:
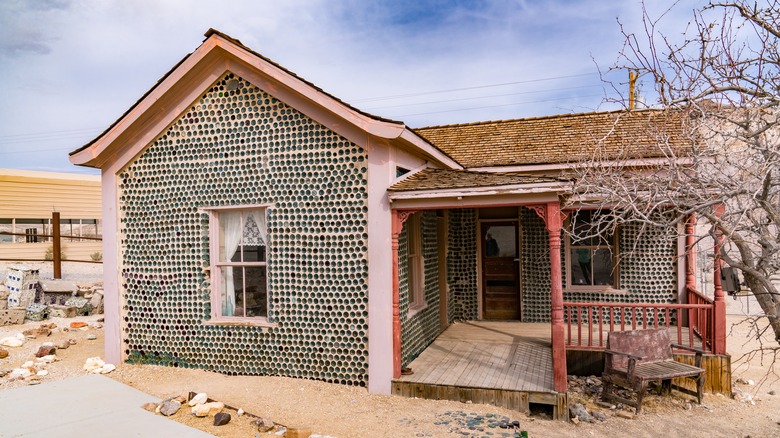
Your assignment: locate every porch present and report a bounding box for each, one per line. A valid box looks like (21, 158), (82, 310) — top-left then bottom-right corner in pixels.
(385, 170), (731, 418)
(391, 321), (567, 420)
(392, 312), (731, 420)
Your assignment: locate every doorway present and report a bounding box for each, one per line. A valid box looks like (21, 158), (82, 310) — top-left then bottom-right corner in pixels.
(481, 221), (520, 320)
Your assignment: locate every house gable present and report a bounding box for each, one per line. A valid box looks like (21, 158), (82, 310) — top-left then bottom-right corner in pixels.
(70, 30), (460, 171)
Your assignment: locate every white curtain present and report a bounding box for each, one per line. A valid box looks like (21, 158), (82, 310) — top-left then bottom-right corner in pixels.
(221, 211), (242, 316)
(249, 210), (267, 249)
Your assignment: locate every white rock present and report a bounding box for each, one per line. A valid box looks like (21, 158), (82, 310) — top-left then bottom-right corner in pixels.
(0, 333), (25, 347)
(191, 401), (223, 417)
(188, 392), (208, 406)
(748, 380), (755, 386)
(9, 368), (31, 379)
(236, 408), (244, 416)
(42, 342), (54, 347)
(100, 364), (116, 374)
(37, 355), (57, 363)
(84, 357), (106, 373)
(36, 370), (48, 376)
(22, 361), (34, 369)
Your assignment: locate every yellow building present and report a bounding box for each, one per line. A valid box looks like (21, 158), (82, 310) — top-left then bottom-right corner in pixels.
(0, 169), (102, 262)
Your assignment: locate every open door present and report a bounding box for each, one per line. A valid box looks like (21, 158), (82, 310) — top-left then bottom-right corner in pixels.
(481, 221), (520, 320)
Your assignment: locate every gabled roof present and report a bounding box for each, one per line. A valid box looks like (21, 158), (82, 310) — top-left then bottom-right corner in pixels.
(70, 29), (461, 170)
(388, 168), (565, 191)
(413, 109), (691, 169)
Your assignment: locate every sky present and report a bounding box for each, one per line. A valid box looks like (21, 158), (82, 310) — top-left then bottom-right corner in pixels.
(0, 0), (700, 175)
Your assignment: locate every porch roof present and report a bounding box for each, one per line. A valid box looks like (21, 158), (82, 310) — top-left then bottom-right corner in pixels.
(388, 168), (567, 192)
(387, 169), (570, 207)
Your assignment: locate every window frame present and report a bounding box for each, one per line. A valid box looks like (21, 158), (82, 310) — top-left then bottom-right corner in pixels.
(205, 204), (274, 326)
(406, 212), (427, 315)
(564, 210), (620, 292)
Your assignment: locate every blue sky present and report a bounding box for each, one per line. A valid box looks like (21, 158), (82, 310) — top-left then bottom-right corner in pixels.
(0, 0), (698, 174)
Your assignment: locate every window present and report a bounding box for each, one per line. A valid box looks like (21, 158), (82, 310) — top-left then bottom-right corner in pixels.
(406, 213), (426, 312)
(0, 219), (11, 243)
(209, 207), (268, 321)
(17, 219), (48, 243)
(566, 210), (617, 290)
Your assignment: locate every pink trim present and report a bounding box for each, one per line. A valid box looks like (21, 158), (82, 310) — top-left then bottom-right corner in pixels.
(388, 182), (570, 200)
(101, 168), (121, 365)
(366, 141), (394, 394)
(70, 33), (461, 171)
(389, 193), (560, 210)
(202, 203), (272, 211)
(206, 208), (271, 323)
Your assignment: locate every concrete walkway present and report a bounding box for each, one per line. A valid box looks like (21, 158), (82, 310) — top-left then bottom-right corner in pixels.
(0, 374), (214, 437)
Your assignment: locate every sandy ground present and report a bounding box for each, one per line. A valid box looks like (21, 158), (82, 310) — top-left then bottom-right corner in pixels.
(1, 263), (779, 437)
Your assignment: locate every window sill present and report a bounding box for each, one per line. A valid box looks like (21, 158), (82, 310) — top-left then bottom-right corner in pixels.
(203, 318), (277, 328)
(407, 302), (428, 318)
(564, 287), (628, 295)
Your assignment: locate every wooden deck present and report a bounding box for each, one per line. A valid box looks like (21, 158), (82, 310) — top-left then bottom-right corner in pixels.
(391, 321), (717, 419)
(392, 321), (567, 420)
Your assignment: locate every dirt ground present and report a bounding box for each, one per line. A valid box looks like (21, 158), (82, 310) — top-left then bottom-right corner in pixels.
(1, 315), (777, 437)
(0, 262), (778, 437)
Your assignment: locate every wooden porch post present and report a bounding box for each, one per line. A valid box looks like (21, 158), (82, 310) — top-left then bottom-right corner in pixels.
(390, 209), (416, 378)
(391, 209), (402, 379)
(685, 213), (696, 291)
(712, 204), (727, 355)
(545, 202), (568, 393)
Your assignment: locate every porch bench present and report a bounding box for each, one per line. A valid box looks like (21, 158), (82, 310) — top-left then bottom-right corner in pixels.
(601, 328), (705, 414)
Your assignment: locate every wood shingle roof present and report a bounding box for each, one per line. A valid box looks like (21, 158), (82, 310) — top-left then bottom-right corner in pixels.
(388, 169), (566, 192)
(413, 109), (691, 168)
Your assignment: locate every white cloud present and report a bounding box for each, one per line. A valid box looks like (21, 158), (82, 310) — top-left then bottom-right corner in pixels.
(0, 0), (699, 172)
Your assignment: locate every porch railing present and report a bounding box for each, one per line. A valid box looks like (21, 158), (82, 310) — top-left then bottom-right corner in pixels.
(686, 285), (714, 350)
(562, 296), (714, 353)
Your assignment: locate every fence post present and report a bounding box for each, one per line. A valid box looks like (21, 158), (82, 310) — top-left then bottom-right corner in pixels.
(52, 211), (61, 279)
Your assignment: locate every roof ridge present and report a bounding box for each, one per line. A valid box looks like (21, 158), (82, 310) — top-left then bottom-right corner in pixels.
(203, 29), (404, 126)
(72, 28), (406, 157)
(412, 108), (663, 131)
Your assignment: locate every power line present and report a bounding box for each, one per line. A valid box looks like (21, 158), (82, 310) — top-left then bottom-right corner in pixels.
(395, 93), (609, 119)
(1, 146), (82, 155)
(0, 127), (102, 141)
(352, 73), (596, 103)
(364, 84), (603, 111)
(0, 73), (605, 146)
(0, 134), (97, 146)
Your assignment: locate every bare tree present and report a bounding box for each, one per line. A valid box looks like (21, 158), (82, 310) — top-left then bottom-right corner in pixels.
(570, 1), (780, 346)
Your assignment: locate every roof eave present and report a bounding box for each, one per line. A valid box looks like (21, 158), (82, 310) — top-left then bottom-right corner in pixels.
(397, 129), (463, 170)
(69, 31), (419, 169)
(387, 181), (571, 200)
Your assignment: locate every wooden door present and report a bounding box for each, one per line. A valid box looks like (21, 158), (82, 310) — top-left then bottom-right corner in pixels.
(481, 221), (520, 320)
